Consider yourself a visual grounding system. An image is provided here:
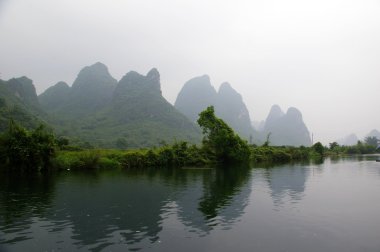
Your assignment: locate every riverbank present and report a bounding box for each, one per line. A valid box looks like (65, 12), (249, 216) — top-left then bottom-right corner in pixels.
(49, 144), (324, 171)
(51, 142), (210, 170)
(1, 115), (378, 171)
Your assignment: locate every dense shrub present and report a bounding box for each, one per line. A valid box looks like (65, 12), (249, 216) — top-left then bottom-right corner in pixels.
(0, 121), (56, 171)
(251, 146), (311, 163)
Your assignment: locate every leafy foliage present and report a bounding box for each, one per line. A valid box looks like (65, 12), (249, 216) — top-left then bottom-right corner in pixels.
(312, 142), (325, 156)
(364, 136), (378, 147)
(325, 140), (379, 155)
(197, 106), (250, 163)
(52, 142), (209, 170)
(0, 121), (56, 170)
(250, 146), (310, 163)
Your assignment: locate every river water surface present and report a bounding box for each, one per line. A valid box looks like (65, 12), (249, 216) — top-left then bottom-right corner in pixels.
(1, 156), (380, 251)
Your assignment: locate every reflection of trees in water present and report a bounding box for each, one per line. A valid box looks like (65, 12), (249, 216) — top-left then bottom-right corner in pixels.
(0, 172), (56, 243)
(262, 165), (310, 206)
(176, 165), (252, 234)
(0, 166), (253, 251)
(48, 171), (172, 251)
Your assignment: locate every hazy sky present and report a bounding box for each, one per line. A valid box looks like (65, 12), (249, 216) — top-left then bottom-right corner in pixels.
(1, 0), (379, 144)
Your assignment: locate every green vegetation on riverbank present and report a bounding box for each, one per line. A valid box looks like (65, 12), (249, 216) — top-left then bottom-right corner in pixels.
(52, 142), (209, 170)
(326, 139), (379, 155)
(1, 108), (379, 172)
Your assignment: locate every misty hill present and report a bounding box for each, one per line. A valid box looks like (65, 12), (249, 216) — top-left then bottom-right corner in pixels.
(39, 62), (117, 119)
(38, 81), (70, 111)
(216, 82), (253, 139)
(174, 75), (217, 122)
(336, 134), (359, 146)
(335, 130), (379, 146)
(261, 105), (312, 146)
(252, 120), (265, 131)
(39, 63), (200, 148)
(5, 77), (40, 109)
(0, 77), (44, 131)
(174, 75), (253, 139)
(366, 129), (380, 138)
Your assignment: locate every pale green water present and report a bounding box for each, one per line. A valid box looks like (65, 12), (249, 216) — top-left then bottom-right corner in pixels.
(1, 156), (380, 251)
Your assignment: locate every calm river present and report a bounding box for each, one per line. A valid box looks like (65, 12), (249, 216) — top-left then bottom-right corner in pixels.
(1, 156), (380, 252)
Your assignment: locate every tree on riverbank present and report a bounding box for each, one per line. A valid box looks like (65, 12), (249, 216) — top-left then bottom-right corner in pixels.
(312, 142), (324, 156)
(197, 106), (250, 163)
(0, 120), (56, 170)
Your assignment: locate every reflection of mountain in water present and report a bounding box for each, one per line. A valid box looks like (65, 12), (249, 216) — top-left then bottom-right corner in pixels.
(0, 167), (253, 251)
(47, 172), (172, 251)
(263, 166), (310, 205)
(176, 166), (252, 234)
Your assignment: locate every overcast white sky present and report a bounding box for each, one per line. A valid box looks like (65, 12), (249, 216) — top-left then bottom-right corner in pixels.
(0, 0), (379, 144)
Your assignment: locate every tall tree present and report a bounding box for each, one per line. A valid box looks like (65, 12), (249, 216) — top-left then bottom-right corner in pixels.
(365, 136), (378, 147)
(197, 106), (250, 163)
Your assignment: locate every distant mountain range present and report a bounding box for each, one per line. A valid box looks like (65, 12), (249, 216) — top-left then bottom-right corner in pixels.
(175, 75), (312, 146)
(336, 134), (359, 146)
(40, 63), (200, 148)
(336, 129), (380, 146)
(367, 129), (380, 139)
(260, 105), (312, 146)
(1, 63), (200, 148)
(175, 75), (253, 139)
(1, 63), (322, 148)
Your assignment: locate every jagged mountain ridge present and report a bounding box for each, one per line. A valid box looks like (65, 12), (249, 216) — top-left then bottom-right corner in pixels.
(2, 64), (316, 148)
(40, 62), (117, 119)
(38, 63), (200, 148)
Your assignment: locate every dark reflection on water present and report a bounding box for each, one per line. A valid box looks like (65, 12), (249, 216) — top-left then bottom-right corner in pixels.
(0, 165), (252, 251)
(261, 165), (309, 206)
(176, 165), (252, 235)
(0, 172), (56, 243)
(1, 156), (380, 252)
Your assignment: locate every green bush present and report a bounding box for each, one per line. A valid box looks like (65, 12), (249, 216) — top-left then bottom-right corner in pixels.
(0, 121), (56, 171)
(197, 106), (250, 163)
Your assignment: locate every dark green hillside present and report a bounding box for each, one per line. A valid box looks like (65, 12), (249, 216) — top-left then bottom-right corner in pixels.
(0, 78), (45, 131)
(5, 76), (40, 108)
(39, 81), (70, 111)
(68, 68), (201, 148)
(38, 65), (201, 148)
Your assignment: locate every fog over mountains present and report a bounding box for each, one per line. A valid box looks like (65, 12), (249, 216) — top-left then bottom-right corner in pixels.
(262, 105), (312, 146)
(175, 74), (312, 146)
(336, 129), (380, 146)
(1, 0), (379, 146)
(1, 63), (200, 148)
(175, 75), (253, 139)
(4, 62), (375, 148)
